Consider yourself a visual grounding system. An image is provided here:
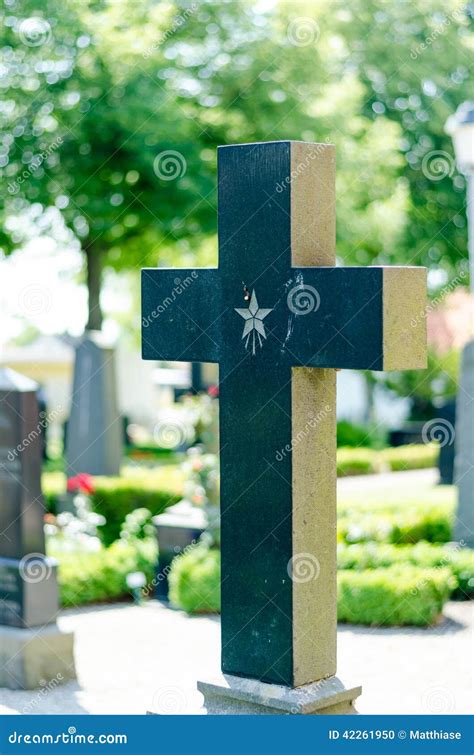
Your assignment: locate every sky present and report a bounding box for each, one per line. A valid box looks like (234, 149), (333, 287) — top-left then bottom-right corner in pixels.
(0, 238), (125, 350)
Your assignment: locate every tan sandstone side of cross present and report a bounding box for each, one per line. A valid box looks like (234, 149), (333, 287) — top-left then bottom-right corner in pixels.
(290, 142), (426, 687)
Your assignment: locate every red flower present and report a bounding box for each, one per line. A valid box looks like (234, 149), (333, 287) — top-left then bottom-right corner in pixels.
(208, 385), (219, 398)
(67, 473), (95, 494)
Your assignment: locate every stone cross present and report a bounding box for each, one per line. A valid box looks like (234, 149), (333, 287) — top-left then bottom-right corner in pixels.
(142, 141), (427, 714)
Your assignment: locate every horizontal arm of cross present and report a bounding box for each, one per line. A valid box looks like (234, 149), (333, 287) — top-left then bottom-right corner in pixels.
(279, 265), (427, 371)
(141, 268), (221, 363)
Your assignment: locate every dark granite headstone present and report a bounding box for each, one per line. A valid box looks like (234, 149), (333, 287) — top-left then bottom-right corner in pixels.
(0, 369), (59, 628)
(66, 332), (123, 477)
(153, 502), (206, 601)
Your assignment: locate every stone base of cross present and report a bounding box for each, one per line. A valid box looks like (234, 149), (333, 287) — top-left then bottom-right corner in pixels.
(142, 140), (427, 714)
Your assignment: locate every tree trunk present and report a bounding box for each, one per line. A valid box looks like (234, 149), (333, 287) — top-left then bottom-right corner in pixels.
(364, 372), (376, 425)
(84, 243), (103, 331)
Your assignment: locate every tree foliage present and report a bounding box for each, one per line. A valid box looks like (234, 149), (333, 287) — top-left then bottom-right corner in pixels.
(0, 0), (471, 328)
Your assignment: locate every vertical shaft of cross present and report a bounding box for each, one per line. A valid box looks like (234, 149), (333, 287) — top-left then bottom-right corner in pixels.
(218, 141), (337, 686)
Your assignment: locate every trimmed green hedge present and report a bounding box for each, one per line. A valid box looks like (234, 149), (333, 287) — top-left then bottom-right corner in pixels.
(167, 547), (457, 626)
(337, 542), (474, 599)
(43, 474), (181, 546)
(338, 503), (453, 545)
(380, 444), (438, 472)
(55, 540), (157, 607)
(336, 443), (438, 476)
(91, 481), (180, 546)
(337, 448), (376, 476)
(169, 545), (220, 614)
(337, 566), (455, 626)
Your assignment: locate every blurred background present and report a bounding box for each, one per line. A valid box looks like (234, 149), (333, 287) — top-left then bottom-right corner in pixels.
(0, 0), (473, 715)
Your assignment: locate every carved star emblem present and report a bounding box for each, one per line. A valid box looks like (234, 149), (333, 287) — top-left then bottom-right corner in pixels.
(235, 290), (273, 355)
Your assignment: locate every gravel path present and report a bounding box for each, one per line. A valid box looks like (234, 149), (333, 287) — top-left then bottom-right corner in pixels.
(0, 600), (471, 715)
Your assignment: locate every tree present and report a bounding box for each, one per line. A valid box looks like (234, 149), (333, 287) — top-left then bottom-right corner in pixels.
(0, 0), (470, 333)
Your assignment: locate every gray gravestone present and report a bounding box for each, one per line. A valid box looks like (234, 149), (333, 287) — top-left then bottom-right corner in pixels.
(66, 332), (123, 477)
(454, 340), (474, 546)
(0, 369), (75, 688)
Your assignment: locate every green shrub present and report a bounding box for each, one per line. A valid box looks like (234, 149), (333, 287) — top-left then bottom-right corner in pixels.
(91, 481), (180, 545)
(337, 542), (474, 599)
(381, 443), (438, 472)
(338, 503), (453, 545)
(168, 545), (220, 613)
(337, 566), (455, 626)
(336, 448), (377, 476)
(55, 540), (157, 607)
(335, 444), (438, 477)
(337, 421), (372, 448)
(42, 471), (181, 546)
(167, 548), (455, 626)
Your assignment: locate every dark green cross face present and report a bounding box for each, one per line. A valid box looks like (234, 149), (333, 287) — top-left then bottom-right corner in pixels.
(142, 141), (426, 687)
